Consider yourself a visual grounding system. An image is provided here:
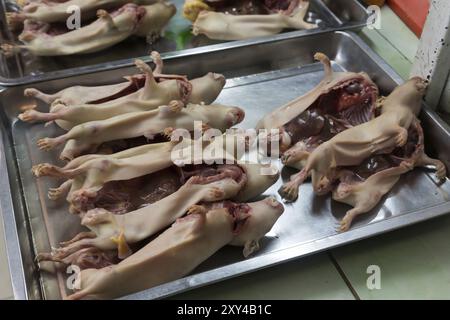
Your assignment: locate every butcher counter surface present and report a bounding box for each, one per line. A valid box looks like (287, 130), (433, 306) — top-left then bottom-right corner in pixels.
(2, 6), (450, 300)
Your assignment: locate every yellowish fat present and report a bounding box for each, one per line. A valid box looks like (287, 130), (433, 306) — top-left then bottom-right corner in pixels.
(183, 0), (211, 22)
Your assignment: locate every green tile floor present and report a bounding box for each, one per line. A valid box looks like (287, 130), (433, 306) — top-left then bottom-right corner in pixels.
(3, 6), (449, 300)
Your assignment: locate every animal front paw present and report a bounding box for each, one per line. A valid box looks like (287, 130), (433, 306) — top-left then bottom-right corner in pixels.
(435, 161), (447, 181)
(395, 127), (408, 147)
(169, 100), (184, 113)
(20, 103), (37, 113)
(399, 160), (415, 172)
(134, 59), (152, 74)
(282, 149), (309, 167)
(69, 189), (99, 213)
(338, 210), (359, 232)
(163, 127), (174, 140)
(32, 163), (57, 177)
(278, 181), (299, 202)
(48, 187), (64, 200)
(81, 208), (113, 227)
(1, 43), (17, 57)
(338, 217), (352, 232)
(18, 109), (40, 123)
(37, 137), (58, 151)
(187, 204), (207, 215)
(60, 232), (96, 247)
(281, 151), (295, 165)
(204, 187), (225, 202)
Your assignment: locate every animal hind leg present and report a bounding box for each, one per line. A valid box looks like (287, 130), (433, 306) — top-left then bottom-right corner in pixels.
(278, 169), (309, 202)
(48, 180), (73, 200)
(417, 153), (447, 180)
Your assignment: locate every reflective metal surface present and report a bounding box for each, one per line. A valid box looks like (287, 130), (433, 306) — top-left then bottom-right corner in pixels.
(0, 112), (27, 300)
(0, 0), (368, 85)
(1, 31), (449, 300)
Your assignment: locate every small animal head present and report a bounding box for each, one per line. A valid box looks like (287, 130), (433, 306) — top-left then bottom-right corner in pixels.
(411, 76), (428, 95)
(189, 72), (226, 105)
(226, 107), (246, 127)
(383, 77), (428, 116)
(230, 197), (284, 257)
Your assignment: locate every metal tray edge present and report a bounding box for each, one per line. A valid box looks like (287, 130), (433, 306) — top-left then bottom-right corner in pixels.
(0, 0), (369, 86)
(0, 114), (27, 300)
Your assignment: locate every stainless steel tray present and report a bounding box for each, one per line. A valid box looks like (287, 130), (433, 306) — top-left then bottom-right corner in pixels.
(0, 0), (368, 85)
(2, 31), (450, 300)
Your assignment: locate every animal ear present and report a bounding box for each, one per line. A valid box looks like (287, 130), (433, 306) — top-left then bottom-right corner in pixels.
(243, 240), (260, 258)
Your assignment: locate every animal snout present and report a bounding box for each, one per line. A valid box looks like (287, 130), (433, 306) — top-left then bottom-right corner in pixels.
(227, 107), (245, 125)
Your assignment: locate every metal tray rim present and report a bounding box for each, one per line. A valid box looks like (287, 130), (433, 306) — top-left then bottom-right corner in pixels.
(0, 0), (368, 86)
(0, 118), (28, 300)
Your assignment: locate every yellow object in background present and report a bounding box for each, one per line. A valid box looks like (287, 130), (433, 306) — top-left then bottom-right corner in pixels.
(183, 0), (211, 22)
(364, 0), (386, 6)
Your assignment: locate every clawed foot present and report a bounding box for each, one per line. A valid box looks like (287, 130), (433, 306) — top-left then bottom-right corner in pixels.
(436, 162), (447, 181)
(280, 151), (295, 165)
(150, 51), (163, 73)
(24, 88), (41, 98)
(169, 100), (184, 112)
(278, 181), (299, 202)
(81, 208), (113, 227)
(159, 101), (184, 117)
(32, 163), (60, 177)
(135, 59), (153, 75)
(35, 252), (60, 263)
(6, 12), (25, 31)
(51, 99), (67, 107)
(37, 241), (88, 264)
(18, 109), (42, 123)
(163, 127), (174, 140)
(281, 150), (303, 166)
(187, 204), (207, 215)
(1, 44), (18, 57)
(399, 160), (415, 172)
(337, 214), (354, 233)
(395, 127), (408, 147)
(48, 187), (65, 200)
(37, 137), (59, 151)
(60, 232), (96, 247)
(97, 9), (114, 24)
(20, 103), (37, 112)
(207, 186), (225, 201)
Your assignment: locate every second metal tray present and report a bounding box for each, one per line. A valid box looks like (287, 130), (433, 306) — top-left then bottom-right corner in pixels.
(1, 31), (450, 300)
(0, 0), (368, 85)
